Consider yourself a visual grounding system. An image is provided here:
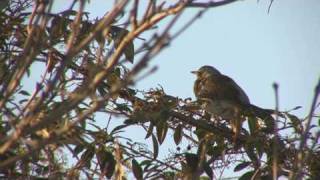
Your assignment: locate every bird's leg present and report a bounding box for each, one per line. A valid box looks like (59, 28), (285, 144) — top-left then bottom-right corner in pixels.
(231, 108), (242, 145)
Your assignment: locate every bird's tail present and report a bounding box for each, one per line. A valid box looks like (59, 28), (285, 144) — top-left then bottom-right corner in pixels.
(248, 105), (273, 117)
(245, 104), (281, 133)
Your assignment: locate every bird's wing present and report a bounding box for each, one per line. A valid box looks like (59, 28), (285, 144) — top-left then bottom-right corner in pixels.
(196, 75), (250, 105)
(193, 78), (203, 99)
(221, 75), (250, 104)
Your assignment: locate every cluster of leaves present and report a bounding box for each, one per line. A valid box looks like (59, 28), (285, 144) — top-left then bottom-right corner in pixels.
(0, 0), (319, 180)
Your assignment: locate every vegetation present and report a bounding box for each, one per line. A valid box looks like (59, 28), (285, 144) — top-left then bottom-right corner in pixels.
(0, 0), (319, 179)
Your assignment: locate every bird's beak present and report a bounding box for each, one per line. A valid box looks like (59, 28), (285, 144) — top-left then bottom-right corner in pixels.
(191, 70), (197, 74)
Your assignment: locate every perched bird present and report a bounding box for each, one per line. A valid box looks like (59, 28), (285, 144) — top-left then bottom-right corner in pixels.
(191, 66), (276, 138)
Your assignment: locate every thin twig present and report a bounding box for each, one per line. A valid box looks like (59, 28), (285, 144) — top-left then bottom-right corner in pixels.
(291, 79), (320, 179)
(272, 82), (280, 180)
(268, 0), (274, 14)
(187, 0), (239, 8)
(171, 8), (208, 40)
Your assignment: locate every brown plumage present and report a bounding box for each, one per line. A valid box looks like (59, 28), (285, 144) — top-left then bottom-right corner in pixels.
(192, 66), (276, 138)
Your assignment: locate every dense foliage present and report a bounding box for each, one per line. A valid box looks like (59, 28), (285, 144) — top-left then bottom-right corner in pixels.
(0, 0), (319, 179)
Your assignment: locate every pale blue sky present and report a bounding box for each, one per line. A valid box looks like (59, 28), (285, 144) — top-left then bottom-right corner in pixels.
(51, 0), (320, 116)
(48, 0), (320, 177)
(136, 0), (320, 116)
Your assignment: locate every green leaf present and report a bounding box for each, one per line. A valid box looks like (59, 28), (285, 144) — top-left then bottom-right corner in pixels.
(115, 103), (131, 113)
(140, 160), (152, 171)
(162, 171), (175, 179)
(156, 121), (168, 144)
(185, 153), (198, 172)
(286, 113), (302, 133)
(244, 139), (258, 164)
(200, 177), (211, 180)
(152, 134), (159, 159)
(145, 122), (154, 139)
(194, 127), (206, 140)
(61, 9), (78, 16)
(80, 146), (95, 168)
(124, 118), (137, 125)
(111, 124), (129, 135)
(74, 144), (85, 155)
(292, 106), (302, 111)
(132, 159), (143, 180)
(97, 85), (107, 96)
(19, 99), (28, 104)
(174, 124), (183, 145)
(110, 26), (134, 63)
(49, 16), (68, 42)
(113, 67), (121, 77)
(124, 41), (134, 63)
(234, 162), (251, 172)
(19, 90), (30, 96)
(239, 171), (254, 180)
(127, 88), (137, 96)
(207, 145), (223, 159)
(0, 0), (9, 12)
(96, 147), (116, 178)
(248, 117), (258, 135)
(203, 162), (213, 179)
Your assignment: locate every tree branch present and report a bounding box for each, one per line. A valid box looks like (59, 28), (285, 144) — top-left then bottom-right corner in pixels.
(187, 0), (239, 8)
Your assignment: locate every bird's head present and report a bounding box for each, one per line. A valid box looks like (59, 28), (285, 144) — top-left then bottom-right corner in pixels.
(191, 65), (221, 79)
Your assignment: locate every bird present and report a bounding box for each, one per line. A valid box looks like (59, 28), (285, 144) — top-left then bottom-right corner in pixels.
(191, 65), (276, 139)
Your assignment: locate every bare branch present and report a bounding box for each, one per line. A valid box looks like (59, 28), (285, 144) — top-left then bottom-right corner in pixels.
(187, 0), (239, 8)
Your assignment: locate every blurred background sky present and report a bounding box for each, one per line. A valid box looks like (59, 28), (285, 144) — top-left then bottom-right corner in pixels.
(49, 0), (320, 177)
(134, 0), (320, 116)
(51, 0), (320, 116)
